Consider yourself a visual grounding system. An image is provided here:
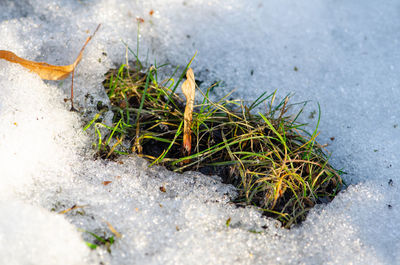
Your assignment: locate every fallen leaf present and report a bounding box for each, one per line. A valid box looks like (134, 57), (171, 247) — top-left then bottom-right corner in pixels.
(0, 50), (75, 80)
(0, 24), (101, 110)
(0, 24), (100, 80)
(181, 68), (195, 156)
(102, 180), (112, 185)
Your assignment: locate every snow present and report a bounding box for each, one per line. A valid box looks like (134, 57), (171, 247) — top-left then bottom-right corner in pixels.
(0, 0), (399, 264)
(0, 201), (90, 265)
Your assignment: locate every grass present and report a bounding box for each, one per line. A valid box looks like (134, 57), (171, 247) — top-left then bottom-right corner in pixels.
(80, 229), (115, 252)
(85, 56), (343, 228)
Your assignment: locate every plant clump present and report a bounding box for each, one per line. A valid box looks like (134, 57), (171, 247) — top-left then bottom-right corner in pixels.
(85, 60), (343, 228)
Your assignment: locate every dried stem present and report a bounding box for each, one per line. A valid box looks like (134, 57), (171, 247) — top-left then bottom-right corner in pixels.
(181, 68), (195, 156)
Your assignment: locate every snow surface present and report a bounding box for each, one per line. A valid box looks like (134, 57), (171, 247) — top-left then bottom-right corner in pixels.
(1, 0), (399, 264)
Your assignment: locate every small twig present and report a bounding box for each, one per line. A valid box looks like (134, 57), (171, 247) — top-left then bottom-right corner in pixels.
(70, 69), (77, 111)
(58, 204), (86, 214)
(67, 24), (101, 111)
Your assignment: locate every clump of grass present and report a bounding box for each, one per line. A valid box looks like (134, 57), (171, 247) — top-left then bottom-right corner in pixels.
(85, 58), (343, 228)
(80, 229), (115, 252)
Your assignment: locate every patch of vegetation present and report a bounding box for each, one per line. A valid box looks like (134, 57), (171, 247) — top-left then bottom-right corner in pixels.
(80, 229), (115, 253)
(85, 56), (343, 228)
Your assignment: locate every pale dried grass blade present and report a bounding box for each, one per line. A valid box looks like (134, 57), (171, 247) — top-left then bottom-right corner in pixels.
(181, 68), (195, 155)
(105, 220), (122, 238)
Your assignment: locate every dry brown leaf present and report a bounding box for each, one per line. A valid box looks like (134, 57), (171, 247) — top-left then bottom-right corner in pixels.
(0, 24), (100, 80)
(0, 24), (101, 110)
(181, 68), (195, 156)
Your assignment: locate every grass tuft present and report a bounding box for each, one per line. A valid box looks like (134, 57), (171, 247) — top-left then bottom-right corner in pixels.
(85, 58), (343, 228)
